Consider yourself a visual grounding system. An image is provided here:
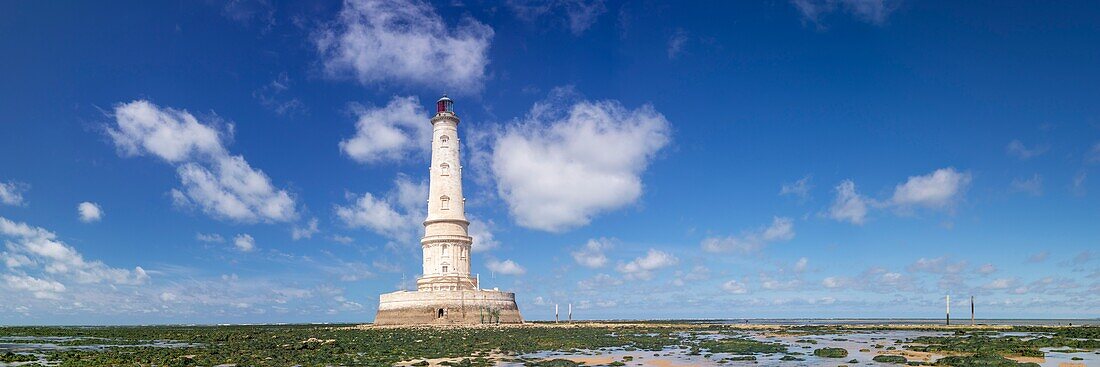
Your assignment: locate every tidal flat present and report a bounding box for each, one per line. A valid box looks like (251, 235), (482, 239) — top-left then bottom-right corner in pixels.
(1, 322), (1097, 366)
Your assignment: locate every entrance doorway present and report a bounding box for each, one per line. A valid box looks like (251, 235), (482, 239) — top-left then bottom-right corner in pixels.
(437, 308), (444, 318)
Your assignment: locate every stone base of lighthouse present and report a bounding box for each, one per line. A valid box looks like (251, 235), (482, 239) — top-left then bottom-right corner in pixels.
(374, 289), (523, 325)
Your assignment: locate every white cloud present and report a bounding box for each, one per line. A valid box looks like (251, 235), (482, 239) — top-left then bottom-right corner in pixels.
(108, 100), (297, 223)
(77, 202), (103, 223)
(890, 167), (972, 209)
(233, 234), (256, 252)
(0, 216), (148, 286)
(572, 238), (613, 268)
(828, 180), (868, 224)
(339, 96), (431, 164)
(292, 218), (320, 240)
(978, 263), (997, 274)
(253, 72), (305, 116)
(760, 273), (802, 291)
(792, 0), (898, 25)
(1086, 141), (1100, 164)
(196, 233), (225, 243)
(486, 259), (525, 276)
(491, 89), (671, 232)
(0, 181), (28, 206)
(983, 277), (1016, 290)
(467, 217), (500, 253)
(616, 249), (678, 280)
(780, 175), (813, 199)
(701, 217), (795, 253)
(335, 176), (426, 242)
(794, 257), (809, 273)
(577, 273), (622, 290)
(822, 276), (846, 289)
(908, 257), (967, 274)
(667, 28), (688, 59)
(721, 279), (748, 294)
(1027, 251), (1049, 263)
(315, 0), (494, 92)
(507, 0), (607, 36)
(1006, 139), (1047, 160)
(3, 274), (66, 300)
(1072, 171), (1087, 196)
(330, 235), (354, 244)
(1010, 174), (1043, 196)
(159, 291), (178, 302)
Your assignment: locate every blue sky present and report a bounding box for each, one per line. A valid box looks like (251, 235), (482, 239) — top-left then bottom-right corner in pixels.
(1, 0), (1099, 325)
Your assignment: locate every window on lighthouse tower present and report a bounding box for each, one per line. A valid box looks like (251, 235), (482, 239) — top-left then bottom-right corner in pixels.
(440, 163), (450, 176)
(440, 135), (449, 148)
(440, 195), (450, 210)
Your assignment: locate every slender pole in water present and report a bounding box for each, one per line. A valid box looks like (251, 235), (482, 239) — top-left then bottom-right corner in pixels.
(946, 295), (951, 326)
(971, 296), (975, 326)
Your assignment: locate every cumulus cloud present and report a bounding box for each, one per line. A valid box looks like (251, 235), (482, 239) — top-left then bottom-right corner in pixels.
(792, 0), (899, 25)
(616, 249), (678, 280)
(3, 274), (66, 300)
(486, 259), (526, 276)
(315, 0), (494, 92)
(233, 234), (256, 252)
(828, 180), (868, 224)
(794, 257), (809, 273)
(491, 89), (671, 232)
(335, 176), (426, 242)
(829, 168), (972, 225)
(467, 217), (500, 253)
(1006, 139), (1047, 160)
(721, 279), (748, 294)
(0, 181), (28, 206)
(339, 96), (431, 164)
(77, 202), (103, 223)
(889, 167), (972, 210)
(702, 217), (795, 253)
(292, 218), (320, 240)
(572, 238), (613, 268)
(108, 100), (297, 223)
(508, 0), (607, 36)
(0, 216), (148, 286)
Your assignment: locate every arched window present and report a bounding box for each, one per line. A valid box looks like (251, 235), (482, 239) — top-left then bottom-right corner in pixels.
(440, 163), (450, 176)
(440, 135), (450, 147)
(441, 195), (450, 210)
(442, 244), (449, 255)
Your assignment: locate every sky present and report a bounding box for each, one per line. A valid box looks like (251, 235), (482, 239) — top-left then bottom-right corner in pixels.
(1, 0), (1099, 325)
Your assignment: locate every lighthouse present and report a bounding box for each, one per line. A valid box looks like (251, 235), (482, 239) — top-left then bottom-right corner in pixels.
(373, 96), (523, 325)
(417, 95), (476, 292)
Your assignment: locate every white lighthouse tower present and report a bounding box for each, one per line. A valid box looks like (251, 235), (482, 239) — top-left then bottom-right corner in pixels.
(374, 96), (522, 325)
(416, 95), (476, 292)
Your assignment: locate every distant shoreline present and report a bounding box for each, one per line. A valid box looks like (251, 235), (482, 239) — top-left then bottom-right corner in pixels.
(3, 318), (1097, 328)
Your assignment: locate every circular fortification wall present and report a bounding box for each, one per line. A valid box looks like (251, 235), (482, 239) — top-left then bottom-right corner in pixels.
(374, 289), (523, 325)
